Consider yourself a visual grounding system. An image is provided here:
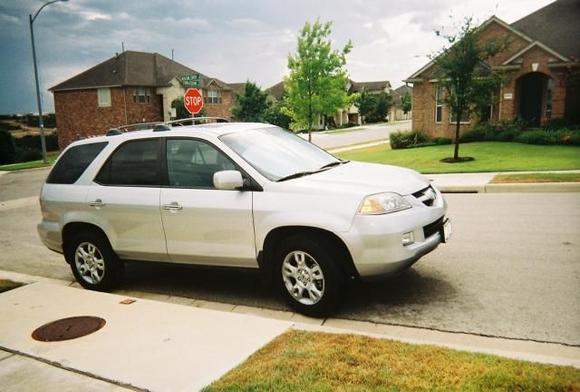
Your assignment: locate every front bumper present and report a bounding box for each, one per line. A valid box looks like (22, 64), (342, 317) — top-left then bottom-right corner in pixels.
(340, 187), (448, 278)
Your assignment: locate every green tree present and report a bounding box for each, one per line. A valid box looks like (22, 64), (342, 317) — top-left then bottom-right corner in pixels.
(283, 20), (352, 141)
(431, 17), (506, 160)
(232, 81), (270, 122)
(401, 92), (412, 115)
(369, 92), (392, 123)
(264, 100), (292, 129)
(354, 90), (376, 124)
(0, 129), (16, 164)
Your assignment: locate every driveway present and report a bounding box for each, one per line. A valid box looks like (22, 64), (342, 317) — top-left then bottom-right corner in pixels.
(300, 121), (411, 149)
(0, 169), (578, 346)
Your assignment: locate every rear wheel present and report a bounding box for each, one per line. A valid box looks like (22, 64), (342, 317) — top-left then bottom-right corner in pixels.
(65, 231), (123, 291)
(276, 235), (343, 317)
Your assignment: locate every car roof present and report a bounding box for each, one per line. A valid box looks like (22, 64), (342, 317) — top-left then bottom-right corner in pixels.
(69, 122), (275, 147)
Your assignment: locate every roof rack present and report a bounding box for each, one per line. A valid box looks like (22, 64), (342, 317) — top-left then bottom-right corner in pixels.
(114, 117), (229, 133)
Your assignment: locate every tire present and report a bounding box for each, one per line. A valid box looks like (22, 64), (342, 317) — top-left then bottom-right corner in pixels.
(65, 230), (124, 291)
(275, 235), (344, 317)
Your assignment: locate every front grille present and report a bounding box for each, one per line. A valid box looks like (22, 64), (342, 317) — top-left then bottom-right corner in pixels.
(423, 217), (443, 239)
(413, 185), (437, 206)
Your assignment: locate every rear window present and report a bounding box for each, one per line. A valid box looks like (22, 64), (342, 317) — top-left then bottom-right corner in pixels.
(46, 142), (108, 184)
(95, 139), (160, 186)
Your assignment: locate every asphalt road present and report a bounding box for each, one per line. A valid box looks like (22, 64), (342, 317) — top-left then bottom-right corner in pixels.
(0, 169), (578, 346)
(301, 121), (411, 149)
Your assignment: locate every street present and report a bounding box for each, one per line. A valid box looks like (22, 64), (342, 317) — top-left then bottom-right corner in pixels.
(0, 169), (578, 346)
(300, 121), (410, 149)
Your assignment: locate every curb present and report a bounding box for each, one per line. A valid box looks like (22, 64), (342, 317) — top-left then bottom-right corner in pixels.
(485, 182), (580, 193)
(2, 269), (578, 369)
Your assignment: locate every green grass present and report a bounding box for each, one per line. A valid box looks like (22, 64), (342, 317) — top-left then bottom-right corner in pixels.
(0, 151), (59, 172)
(491, 172), (580, 183)
(337, 142), (580, 174)
(0, 280), (22, 293)
(204, 330), (580, 391)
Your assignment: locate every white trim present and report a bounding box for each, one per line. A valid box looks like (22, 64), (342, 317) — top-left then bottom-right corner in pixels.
(51, 84), (122, 93)
(502, 41), (570, 65)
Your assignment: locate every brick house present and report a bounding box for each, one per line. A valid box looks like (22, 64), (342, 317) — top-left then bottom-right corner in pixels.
(50, 51), (234, 147)
(404, 0), (580, 138)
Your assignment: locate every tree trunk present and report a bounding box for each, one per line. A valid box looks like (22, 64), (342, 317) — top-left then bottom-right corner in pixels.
(453, 107), (462, 160)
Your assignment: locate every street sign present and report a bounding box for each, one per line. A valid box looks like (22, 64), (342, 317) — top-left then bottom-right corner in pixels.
(184, 88), (204, 114)
(180, 74), (201, 87)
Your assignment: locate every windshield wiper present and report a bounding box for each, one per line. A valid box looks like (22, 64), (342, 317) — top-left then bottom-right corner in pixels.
(319, 160), (350, 170)
(276, 171), (317, 182)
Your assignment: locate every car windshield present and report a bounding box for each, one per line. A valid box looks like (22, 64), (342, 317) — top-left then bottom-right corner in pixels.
(220, 126), (339, 181)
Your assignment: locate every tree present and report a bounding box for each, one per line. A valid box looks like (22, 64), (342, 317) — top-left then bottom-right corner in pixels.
(354, 90), (376, 124)
(232, 81), (270, 122)
(401, 92), (412, 115)
(283, 20), (352, 141)
(264, 100), (292, 129)
(431, 17), (506, 160)
(369, 92), (392, 123)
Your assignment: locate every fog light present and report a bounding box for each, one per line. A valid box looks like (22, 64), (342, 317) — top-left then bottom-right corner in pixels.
(402, 232), (415, 245)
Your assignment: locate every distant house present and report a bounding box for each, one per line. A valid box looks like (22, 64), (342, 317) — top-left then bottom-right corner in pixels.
(266, 79), (391, 129)
(389, 85), (413, 121)
(404, 0), (580, 138)
(50, 51), (235, 147)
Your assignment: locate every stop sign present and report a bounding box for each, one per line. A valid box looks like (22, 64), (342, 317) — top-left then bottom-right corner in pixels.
(183, 88), (204, 114)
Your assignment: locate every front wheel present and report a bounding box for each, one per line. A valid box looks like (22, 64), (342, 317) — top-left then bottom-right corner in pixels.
(65, 231), (124, 291)
(276, 236), (343, 317)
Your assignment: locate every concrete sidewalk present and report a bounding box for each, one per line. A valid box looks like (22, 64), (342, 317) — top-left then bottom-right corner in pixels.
(1, 271), (579, 392)
(427, 170), (580, 193)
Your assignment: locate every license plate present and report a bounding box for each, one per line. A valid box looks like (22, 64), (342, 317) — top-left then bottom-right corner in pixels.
(441, 218), (452, 243)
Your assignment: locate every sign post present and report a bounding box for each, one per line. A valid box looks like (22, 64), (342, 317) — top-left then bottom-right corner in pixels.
(184, 88), (204, 115)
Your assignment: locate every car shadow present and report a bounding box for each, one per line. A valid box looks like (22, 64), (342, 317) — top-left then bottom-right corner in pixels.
(119, 261), (455, 317)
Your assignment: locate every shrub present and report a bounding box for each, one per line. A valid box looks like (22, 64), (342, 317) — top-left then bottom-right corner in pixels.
(0, 129), (16, 164)
(14, 133), (59, 152)
(432, 137), (452, 145)
(514, 129), (580, 145)
(459, 120), (522, 143)
(15, 147), (42, 162)
(390, 130), (428, 149)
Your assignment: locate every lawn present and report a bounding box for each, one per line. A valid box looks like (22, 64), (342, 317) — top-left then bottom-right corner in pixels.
(0, 151), (59, 172)
(491, 172), (580, 183)
(337, 142), (580, 174)
(0, 280), (22, 293)
(204, 330), (580, 391)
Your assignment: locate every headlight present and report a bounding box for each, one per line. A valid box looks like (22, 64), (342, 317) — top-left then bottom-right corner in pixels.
(358, 192), (412, 215)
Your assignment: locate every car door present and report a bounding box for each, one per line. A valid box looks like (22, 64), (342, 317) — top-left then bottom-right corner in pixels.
(160, 137), (256, 267)
(89, 138), (168, 262)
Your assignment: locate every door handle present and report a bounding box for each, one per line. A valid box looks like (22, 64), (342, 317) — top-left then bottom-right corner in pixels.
(89, 199), (105, 208)
(162, 202), (183, 211)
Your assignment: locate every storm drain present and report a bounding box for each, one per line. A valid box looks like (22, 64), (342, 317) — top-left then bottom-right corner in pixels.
(32, 316), (106, 342)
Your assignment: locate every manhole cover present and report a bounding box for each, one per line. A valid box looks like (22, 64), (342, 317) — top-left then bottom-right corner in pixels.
(32, 316), (106, 342)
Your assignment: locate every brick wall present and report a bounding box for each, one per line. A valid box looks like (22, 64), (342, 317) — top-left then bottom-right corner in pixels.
(54, 87), (163, 148)
(202, 90), (234, 119)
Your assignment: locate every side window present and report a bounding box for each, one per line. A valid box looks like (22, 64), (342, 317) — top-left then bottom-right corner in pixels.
(95, 139), (160, 186)
(46, 142), (108, 184)
(166, 139), (236, 188)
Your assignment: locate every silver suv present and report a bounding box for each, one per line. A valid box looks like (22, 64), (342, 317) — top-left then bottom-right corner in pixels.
(38, 123), (450, 316)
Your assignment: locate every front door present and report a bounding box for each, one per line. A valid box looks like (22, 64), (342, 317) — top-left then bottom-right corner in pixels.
(518, 73), (547, 127)
(160, 138), (256, 267)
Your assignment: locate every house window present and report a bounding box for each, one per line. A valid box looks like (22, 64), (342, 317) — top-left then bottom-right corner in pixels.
(435, 85), (443, 123)
(97, 88), (111, 107)
(205, 89), (221, 104)
(133, 87), (150, 104)
(450, 110), (470, 124)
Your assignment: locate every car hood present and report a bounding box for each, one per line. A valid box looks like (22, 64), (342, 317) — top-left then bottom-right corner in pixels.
(272, 161), (430, 196)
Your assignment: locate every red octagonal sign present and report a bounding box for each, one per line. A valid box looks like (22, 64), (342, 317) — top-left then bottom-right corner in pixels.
(184, 88), (204, 114)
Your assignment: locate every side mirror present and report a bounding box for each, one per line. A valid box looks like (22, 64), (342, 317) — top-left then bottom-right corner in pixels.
(213, 170), (244, 190)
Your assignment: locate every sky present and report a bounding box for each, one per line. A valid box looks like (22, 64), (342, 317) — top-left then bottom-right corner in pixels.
(0, 0), (555, 114)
